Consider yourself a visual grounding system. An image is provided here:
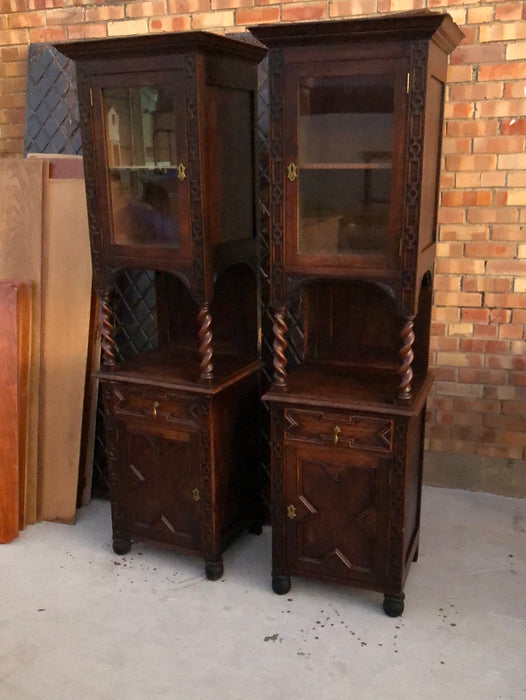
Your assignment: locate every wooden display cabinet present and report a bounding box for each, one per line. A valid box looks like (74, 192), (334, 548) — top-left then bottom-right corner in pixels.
(250, 12), (463, 614)
(55, 32), (266, 579)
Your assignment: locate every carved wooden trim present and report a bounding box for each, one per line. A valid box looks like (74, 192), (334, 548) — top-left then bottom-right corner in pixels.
(268, 48), (286, 308)
(198, 399), (217, 560)
(271, 406), (287, 577)
(398, 316), (415, 400)
(386, 421), (406, 594)
(400, 41), (428, 313)
(185, 54), (206, 304)
(197, 302), (214, 382)
(101, 383), (125, 538)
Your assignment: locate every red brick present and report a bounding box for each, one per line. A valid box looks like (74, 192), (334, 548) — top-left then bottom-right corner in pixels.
(481, 171), (507, 187)
(467, 208), (518, 225)
(495, 2), (524, 21)
(452, 425), (497, 442)
(461, 308), (490, 323)
(464, 242), (516, 259)
(436, 208), (465, 224)
(28, 26), (67, 41)
(445, 154), (497, 171)
(480, 22), (526, 42)
(492, 224), (526, 241)
(446, 119), (498, 138)
(485, 293), (526, 309)
(434, 291), (482, 307)
(235, 5), (279, 23)
(454, 398), (501, 414)
(463, 277), (513, 294)
(473, 135), (524, 154)
(282, 2), (327, 21)
(487, 353), (526, 370)
(499, 325), (524, 340)
(67, 23), (107, 39)
(439, 225), (488, 242)
(450, 42), (505, 66)
(168, 0), (209, 11)
(500, 118), (526, 135)
(486, 413), (526, 432)
(86, 5), (125, 21)
(329, 0), (379, 16)
(449, 82), (502, 102)
(477, 99), (526, 119)
(8, 11), (45, 27)
(435, 258), (485, 275)
(441, 190), (491, 207)
(478, 62), (526, 81)
(126, 1), (167, 18)
(466, 5), (493, 24)
(472, 323), (499, 339)
(212, 0), (251, 8)
(149, 16), (191, 31)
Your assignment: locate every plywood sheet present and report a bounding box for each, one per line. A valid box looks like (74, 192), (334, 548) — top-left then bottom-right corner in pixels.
(0, 160), (44, 526)
(38, 162), (92, 524)
(0, 281), (31, 543)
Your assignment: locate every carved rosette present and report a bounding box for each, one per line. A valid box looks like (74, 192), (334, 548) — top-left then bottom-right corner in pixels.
(197, 303), (214, 382)
(386, 421), (407, 594)
(398, 316), (415, 400)
(184, 54), (206, 304)
(399, 41), (428, 314)
(270, 407), (287, 577)
(272, 307), (287, 389)
(268, 49), (286, 309)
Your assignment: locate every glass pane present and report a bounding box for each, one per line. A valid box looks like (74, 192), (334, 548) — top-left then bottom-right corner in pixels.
(298, 74), (394, 256)
(103, 86), (180, 248)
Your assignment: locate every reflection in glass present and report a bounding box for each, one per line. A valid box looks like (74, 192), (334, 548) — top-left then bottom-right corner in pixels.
(298, 74), (395, 256)
(103, 86), (180, 247)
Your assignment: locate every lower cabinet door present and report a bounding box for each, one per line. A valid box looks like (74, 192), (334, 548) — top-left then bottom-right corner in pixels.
(113, 419), (202, 552)
(283, 444), (391, 589)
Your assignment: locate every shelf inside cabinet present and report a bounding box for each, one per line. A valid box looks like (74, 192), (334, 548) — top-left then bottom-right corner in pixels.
(97, 345), (262, 393)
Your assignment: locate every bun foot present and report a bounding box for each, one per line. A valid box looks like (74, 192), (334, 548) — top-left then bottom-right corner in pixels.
(383, 593), (405, 617)
(112, 537), (132, 555)
(205, 559), (224, 581)
(272, 575), (291, 595)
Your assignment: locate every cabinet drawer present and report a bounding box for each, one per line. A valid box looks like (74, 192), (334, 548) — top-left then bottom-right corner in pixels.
(111, 384), (200, 428)
(284, 408), (392, 453)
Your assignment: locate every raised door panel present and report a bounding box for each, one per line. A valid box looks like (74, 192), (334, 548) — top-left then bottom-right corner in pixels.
(283, 443), (390, 588)
(114, 419), (202, 552)
(89, 69), (192, 269)
(282, 58), (408, 275)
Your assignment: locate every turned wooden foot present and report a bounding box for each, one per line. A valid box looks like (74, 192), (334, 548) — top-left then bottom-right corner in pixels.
(205, 559), (224, 581)
(383, 593), (405, 617)
(112, 537), (132, 555)
(272, 575), (291, 595)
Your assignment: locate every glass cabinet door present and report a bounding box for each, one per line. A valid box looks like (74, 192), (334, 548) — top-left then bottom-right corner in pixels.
(93, 72), (191, 260)
(284, 61), (407, 270)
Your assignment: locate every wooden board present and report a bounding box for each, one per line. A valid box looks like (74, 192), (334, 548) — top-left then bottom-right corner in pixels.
(0, 281), (31, 543)
(37, 160), (93, 524)
(0, 160), (44, 526)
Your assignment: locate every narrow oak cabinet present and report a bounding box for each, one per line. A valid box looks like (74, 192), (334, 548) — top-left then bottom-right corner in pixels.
(56, 32), (266, 579)
(251, 13), (463, 615)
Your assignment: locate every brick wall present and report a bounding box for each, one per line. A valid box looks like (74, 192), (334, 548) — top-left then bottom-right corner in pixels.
(0, 0), (525, 494)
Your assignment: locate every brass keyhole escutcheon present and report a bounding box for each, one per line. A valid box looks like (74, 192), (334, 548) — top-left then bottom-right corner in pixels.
(177, 163), (186, 182)
(333, 425), (341, 445)
(152, 400), (160, 418)
(286, 162), (298, 182)
(192, 487), (201, 503)
(287, 504), (297, 520)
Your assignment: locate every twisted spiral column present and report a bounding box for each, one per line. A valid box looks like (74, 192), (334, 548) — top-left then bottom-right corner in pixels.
(198, 303), (214, 382)
(398, 316), (415, 400)
(99, 290), (117, 369)
(272, 307), (287, 390)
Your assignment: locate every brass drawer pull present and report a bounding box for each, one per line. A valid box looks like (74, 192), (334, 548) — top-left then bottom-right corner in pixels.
(333, 425), (341, 445)
(152, 400), (160, 418)
(192, 487), (201, 502)
(177, 163), (186, 181)
(287, 504), (297, 520)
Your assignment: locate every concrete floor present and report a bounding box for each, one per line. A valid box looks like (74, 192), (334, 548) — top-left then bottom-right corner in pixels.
(1, 486), (525, 700)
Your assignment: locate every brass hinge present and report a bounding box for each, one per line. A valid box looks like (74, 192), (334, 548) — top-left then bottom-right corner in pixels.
(406, 73), (410, 94)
